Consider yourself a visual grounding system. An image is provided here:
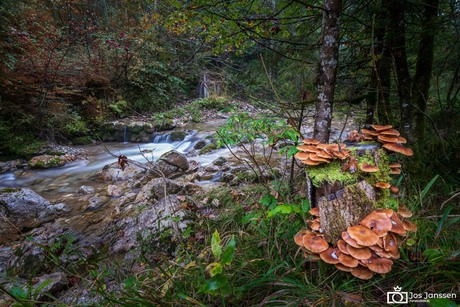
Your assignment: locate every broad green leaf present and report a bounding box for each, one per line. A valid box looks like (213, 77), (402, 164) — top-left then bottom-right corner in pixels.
(267, 204), (293, 218)
(199, 274), (229, 296)
(259, 194), (277, 208)
(221, 236), (236, 265)
(211, 230), (222, 260)
(206, 262), (223, 277)
(301, 199), (310, 213)
(9, 286), (27, 299)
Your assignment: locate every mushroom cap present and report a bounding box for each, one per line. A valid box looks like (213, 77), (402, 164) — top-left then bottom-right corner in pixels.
(383, 232), (400, 254)
(389, 214), (407, 236)
(378, 135), (400, 143)
(302, 233), (329, 253)
(388, 163), (401, 168)
(402, 219), (417, 232)
(397, 204), (413, 218)
(296, 144), (313, 152)
(360, 163), (379, 172)
(379, 129), (401, 136)
(294, 230), (311, 247)
(302, 138), (320, 145)
(316, 143), (346, 152)
(361, 128), (379, 136)
(374, 249), (393, 259)
(294, 152), (311, 160)
(376, 208), (394, 218)
(367, 256), (393, 274)
(397, 136), (407, 144)
(351, 265), (374, 280)
(347, 225), (379, 246)
(299, 145), (319, 153)
(342, 231), (363, 248)
(309, 154), (331, 163)
(375, 182), (391, 189)
(390, 186), (400, 194)
(370, 124), (393, 132)
(332, 150), (350, 160)
(301, 158), (322, 166)
(337, 239), (350, 254)
(360, 211), (393, 237)
(316, 150), (334, 159)
(319, 247), (341, 264)
(335, 263), (353, 272)
(382, 143), (414, 156)
(389, 168), (402, 175)
(347, 245), (372, 260)
(309, 207), (320, 216)
(310, 220), (321, 231)
(338, 253), (359, 267)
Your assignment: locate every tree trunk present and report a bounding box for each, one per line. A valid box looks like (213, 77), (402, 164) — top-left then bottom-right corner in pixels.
(367, 2), (392, 126)
(387, 0), (413, 141)
(313, 0), (342, 143)
(411, 0), (439, 143)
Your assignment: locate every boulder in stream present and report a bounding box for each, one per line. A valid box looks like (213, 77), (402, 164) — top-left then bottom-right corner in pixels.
(0, 188), (58, 243)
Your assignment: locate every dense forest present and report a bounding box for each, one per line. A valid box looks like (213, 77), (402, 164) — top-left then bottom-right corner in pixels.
(0, 0), (459, 305)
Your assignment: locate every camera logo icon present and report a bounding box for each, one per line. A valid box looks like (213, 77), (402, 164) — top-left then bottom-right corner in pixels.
(387, 286), (409, 304)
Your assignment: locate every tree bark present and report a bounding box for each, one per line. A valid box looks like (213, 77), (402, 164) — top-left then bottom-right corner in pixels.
(387, 0), (413, 141)
(313, 0), (342, 143)
(318, 180), (376, 242)
(411, 0), (439, 143)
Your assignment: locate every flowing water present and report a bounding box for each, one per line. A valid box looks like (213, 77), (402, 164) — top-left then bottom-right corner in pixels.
(0, 120), (229, 199)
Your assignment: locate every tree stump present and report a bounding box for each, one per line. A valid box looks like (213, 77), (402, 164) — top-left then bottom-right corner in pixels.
(317, 180), (376, 242)
(308, 144), (386, 243)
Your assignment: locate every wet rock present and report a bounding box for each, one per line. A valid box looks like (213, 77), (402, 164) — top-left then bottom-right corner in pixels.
(28, 155), (66, 169)
(112, 195), (189, 254)
(33, 272), (69, 300)
(50, 203), (71, 215)
(85, 195), (111, 211)
(0, 159), (25, 174)
(186, 160), (200, 174)
(135, 178), (185, 202)
(0, 188), (57, 243)
(197, 172), (215, 181)
(159, 150), (189, 171)
(204, 164), (220, 172)
(213, 157), (227, 166)
(170, 130), (187, 141)
(78, 185), (95, 195)
(107, 185), (124, 197)
(194, 140), (207, 150)
(221, 172), (235, 183)
(99, 162), (146, 182)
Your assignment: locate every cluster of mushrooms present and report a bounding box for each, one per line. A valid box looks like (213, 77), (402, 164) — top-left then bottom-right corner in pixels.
(294, 124), (416, 279)
(295, 204), (417, 279)
(294, 138), (350, 165)
(356, 124), (413, 156)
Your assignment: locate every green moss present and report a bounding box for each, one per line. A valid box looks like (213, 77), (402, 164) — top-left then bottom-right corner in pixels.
(0, 188), (21, 194)
(199, 143), (219, 155)
(72, 136), (93, 145)
(307, 160), (356, 187)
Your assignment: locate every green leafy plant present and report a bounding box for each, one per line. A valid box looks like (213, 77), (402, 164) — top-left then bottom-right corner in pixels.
(108, 100), (128, 117)
(199, 230), (236, 296)
(216, 112), (299, 187)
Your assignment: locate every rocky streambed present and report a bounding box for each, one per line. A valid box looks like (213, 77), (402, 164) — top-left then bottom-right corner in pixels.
(0, 112), (362, 304)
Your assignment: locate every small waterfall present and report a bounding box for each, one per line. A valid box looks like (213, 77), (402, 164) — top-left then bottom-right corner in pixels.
(152, 134), (172, 143)
(123, 126), (128, 143)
